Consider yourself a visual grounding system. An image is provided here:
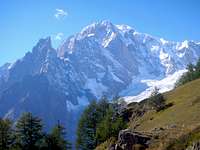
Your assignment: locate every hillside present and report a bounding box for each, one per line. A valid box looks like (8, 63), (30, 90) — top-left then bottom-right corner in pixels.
(96, 78), (200, 150)
(131, 78), (200, 149)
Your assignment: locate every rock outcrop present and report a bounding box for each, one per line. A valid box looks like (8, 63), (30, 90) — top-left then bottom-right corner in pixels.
(110, 129), (151, 150)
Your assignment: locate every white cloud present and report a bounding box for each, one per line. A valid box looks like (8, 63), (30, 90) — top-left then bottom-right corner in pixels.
(54, 9), (68, 19)
(55, 32), (64, 40)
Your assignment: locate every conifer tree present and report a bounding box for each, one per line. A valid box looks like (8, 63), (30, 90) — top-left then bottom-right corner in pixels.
(76, 97), (124, 149)
(15, 112), (43, 150)
(46, 122), (71, 150)
(76, 100), (99, 150)
(96, 106), (126, 144)
(0, 118), (14, 150)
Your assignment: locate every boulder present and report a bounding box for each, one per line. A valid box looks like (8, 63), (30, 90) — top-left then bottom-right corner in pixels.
(110, 129), (151, 150)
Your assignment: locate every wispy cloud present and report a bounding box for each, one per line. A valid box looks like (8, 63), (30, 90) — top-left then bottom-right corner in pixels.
(54, 9), (68, 19)
(55, 32), (64, 40)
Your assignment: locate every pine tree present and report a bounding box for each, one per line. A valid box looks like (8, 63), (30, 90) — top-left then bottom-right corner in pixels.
(97, 97), (110, 120)
(15, 112), (43, 150)
(76, 97), (124, 149)
(96, 106), (127, 144)
(76, 100), (99, 150)
(0, 118), (14, 150)
(47, 122), (71, 150)
(96, 106), (113, 143)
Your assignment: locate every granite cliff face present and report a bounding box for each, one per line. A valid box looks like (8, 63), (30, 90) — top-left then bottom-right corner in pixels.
(0, 20), (200, 142)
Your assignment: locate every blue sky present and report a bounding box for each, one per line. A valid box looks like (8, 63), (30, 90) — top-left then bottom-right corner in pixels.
(0, 0), (200, 66)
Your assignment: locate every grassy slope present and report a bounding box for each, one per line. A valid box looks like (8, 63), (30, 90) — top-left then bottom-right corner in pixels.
(129, 78), (200, 149)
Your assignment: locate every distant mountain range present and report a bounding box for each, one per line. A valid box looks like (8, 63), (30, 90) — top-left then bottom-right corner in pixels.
(0, 20), (200, 142)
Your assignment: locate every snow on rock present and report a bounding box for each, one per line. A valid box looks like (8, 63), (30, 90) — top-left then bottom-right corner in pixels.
(88, 33), (95, 37)
(8, 61), (16, 70)
(108, 66), (124, 83)
(77, 96), (89, 106)
(84, 78), (108, 98)
(66, 96), (89, 112)
(116, 24), (132, 31)
(111, 72), (123, 83)
(159, 49), (169, 60)
(160, 38), (168, 45)
(66, 100), (77, 112)
(123, 69), (187, 103)
(177, 40), (189, 50)
(120, 78), (148, 96)
(101, 48), (123, 69)
(102, 32), (116, 47)
(151, 45), (159, 51)
(68, 37), (75, 50)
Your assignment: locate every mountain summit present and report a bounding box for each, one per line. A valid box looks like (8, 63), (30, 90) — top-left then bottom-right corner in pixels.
(0, 20), (200, 142)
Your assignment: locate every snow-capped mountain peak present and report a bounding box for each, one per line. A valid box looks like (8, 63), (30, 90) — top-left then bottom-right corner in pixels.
(176, 40), (189, 50)
(0, 20), (200, 143)
(116, 24), (135, 35)
(56, 21), (200, 101)
(160, 38), (169, 45)
(79, 20), (116, 39)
